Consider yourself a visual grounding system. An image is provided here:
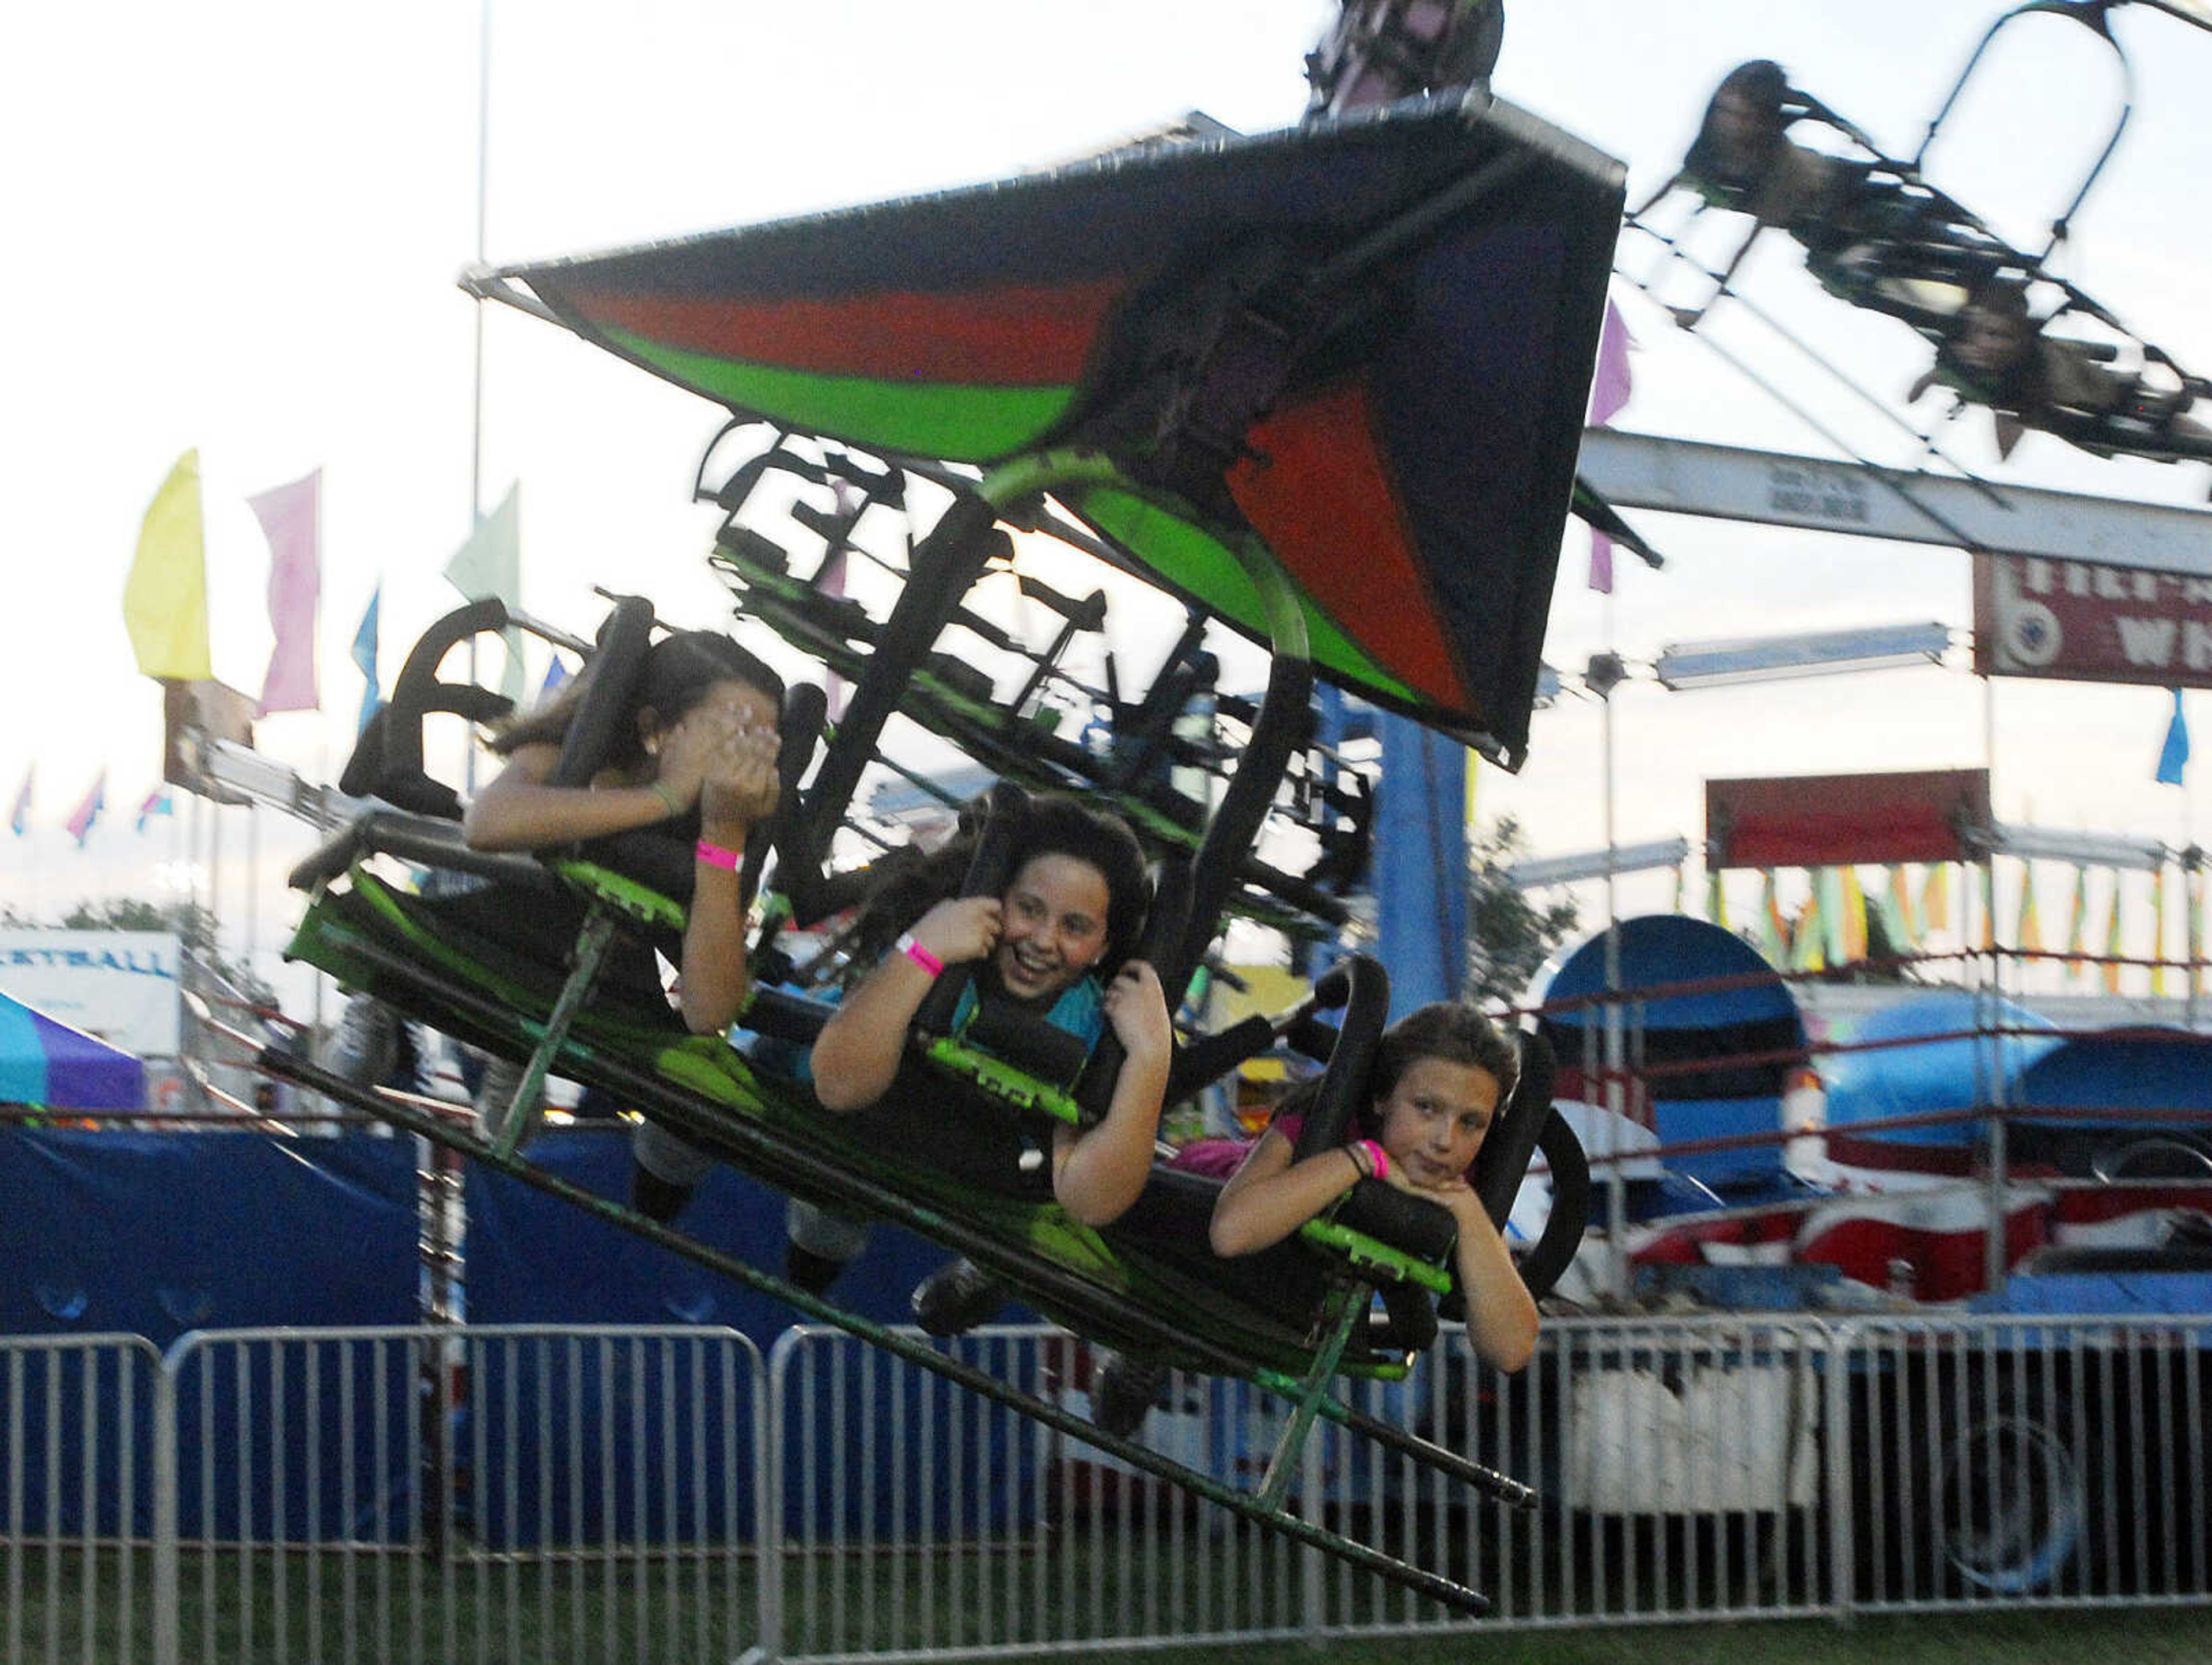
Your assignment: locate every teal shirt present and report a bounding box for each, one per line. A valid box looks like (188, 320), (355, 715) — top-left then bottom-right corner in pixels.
(743, 969), (1106, 1086)
(950, 974), (1105, 1052)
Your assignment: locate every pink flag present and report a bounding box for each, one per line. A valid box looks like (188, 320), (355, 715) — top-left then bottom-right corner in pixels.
(1586, 299), (1634, 596)
(250, 469), (322, 715)
(66, 768), (106, 848)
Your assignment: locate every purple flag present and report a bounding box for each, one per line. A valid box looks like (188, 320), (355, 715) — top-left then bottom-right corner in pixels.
(1585, 299), (1634, 594)
(66, 768), (106, 848)
(251, 469), (322, 714)
(1587, 532), (1615, 596)
(1587, 298), (1634, 427)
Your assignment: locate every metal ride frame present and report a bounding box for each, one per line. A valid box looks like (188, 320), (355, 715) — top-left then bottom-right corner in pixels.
(266, 47), (1623, 1611)
(266, 445), (1543, 1616)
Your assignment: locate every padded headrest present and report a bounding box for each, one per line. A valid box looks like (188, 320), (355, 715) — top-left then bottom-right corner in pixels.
(914, 780), (1030, 1036)
(1073, 855), (1188, 1121)
(337, 598), (517, 816)
(551, 596), (657, 789)
(744, 680), (828, 915)
(1289, 955), (1391, 1163)
(1474, 1026), (1557, 1232)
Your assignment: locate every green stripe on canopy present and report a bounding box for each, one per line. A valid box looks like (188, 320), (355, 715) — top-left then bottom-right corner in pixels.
(603, 326), (1079, 461)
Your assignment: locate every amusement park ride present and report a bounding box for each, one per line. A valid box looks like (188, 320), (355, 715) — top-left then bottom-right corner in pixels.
(233, 0), (2212, 1615)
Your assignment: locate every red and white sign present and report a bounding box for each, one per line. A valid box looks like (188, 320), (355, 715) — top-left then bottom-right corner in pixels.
(1975, 552), (2212, 688)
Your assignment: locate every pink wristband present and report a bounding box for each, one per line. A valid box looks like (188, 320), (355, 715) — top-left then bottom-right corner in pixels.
(694, 838), (742, 871)
(895, 932), (944, 977)
(1355, 1139), (1388, 1181)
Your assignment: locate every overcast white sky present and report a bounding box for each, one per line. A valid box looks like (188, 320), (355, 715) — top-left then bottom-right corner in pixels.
(6, 1), (2211, 993)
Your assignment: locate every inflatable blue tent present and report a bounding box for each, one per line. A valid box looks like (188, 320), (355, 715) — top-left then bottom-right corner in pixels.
(1819, 991), (2060, 1174)
(1535, 915), (1807, 1190)
(0, 991), (144, 1111)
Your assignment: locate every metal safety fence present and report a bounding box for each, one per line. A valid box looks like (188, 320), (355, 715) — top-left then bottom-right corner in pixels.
(3, 1314), (2208, 1662)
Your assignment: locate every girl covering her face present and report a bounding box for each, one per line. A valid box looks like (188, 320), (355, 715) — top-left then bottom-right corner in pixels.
(463, 629), (785, 1038)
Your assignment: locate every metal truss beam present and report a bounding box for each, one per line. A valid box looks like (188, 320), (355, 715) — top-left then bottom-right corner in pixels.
(1578, 428), (2212, 578)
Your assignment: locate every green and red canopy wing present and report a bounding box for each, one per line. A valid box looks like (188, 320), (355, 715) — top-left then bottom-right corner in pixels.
(490, 97), (1624, 763)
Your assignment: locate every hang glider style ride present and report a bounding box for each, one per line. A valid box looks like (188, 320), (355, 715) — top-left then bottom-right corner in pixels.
(270, 77), (1621, 1613)
(1627, 0), (2212, 471)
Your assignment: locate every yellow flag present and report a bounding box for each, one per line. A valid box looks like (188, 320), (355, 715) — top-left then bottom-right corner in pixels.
(2152, 865), (2169, 996)
(2063, 865), (2089, 972)
(1791, 885), (1827, 972)
(1888, 865), (1919, 943)
(2103, 875), (2126, 994)
(123, 449), (212, 681)
(1840, 867), (1868, 962)
(2016, 863), (2043, 955)
(1759, 870), (1786, 966)
(2190, 865), (2205, 995)
(1922, 863), (1951, 938)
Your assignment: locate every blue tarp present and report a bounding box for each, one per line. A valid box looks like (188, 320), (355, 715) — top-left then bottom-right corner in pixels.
(1, 1128), (419, 1340)
(0, 1128), (421, 1538)
(464, 1132), (1035, 1542)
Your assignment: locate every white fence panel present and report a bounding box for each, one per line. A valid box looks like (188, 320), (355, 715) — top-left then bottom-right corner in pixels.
(0, 1334), (164, 1664)
(6, 1311), (2211, 1663)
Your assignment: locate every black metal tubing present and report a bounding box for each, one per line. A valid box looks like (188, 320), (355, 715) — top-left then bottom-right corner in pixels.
(300, 903), (1532, 1507)
(259, 1046), (1492, 1615)
(1170, 619), (1313, 1004)
(790, 488), (1006, 882)
(1912, 1), (2134, 261)
(287, 810), (561, 895)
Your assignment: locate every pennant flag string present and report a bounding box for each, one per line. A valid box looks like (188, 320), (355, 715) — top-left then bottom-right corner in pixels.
(65, 768), (107, 848)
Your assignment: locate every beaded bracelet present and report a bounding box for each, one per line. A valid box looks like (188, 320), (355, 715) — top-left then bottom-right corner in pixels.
(694, 838), (742, 871)
(895, 932), (945, 977)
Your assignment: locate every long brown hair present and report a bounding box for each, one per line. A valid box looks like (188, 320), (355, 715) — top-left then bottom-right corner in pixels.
(489, 630), (785, 772)
(1277, 1000), (1519, 1146)
(844, 791), (1150, 983)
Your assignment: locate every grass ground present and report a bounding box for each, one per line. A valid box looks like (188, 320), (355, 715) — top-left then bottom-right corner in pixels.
(1116, 1608), (2212, 1665)
(9, 1543), (2209, 1662)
